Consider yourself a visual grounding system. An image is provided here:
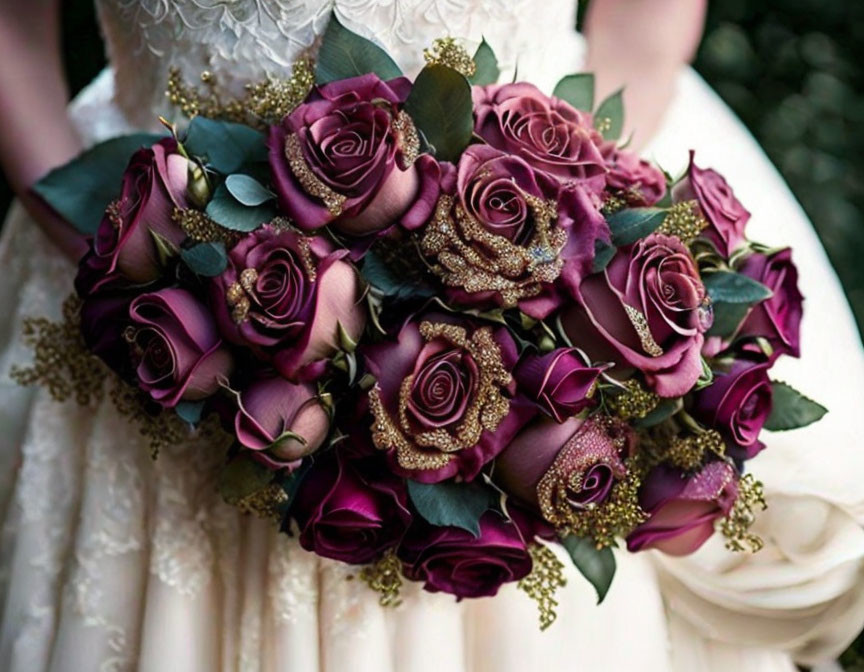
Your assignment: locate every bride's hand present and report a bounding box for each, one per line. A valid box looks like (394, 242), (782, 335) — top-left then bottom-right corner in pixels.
(0, 0), (87, 261)
(585, 0), (708, 152)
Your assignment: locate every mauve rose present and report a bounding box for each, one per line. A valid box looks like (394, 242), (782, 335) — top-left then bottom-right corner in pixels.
(692, 360), (773, 461)
(293, 451), (412, 564)
(737, 249), (803, 358)
(211, 224), (365, 381)
(398, 511), (532, 598)
(473, 83), (606, 189)
(419, 144), (608, 319)
(128, 288), (233, 407)
(92, 138), (189, 283)
(235, 375), (330, 470)
(601, 145), (667, 207)
(268, 73), (436, 236)
(363, 314), (534, 483)
(673, 152), (750, 258)
(627, 461), (738, 556)
(514, 348), (604, 422)
(562, 233), (712, 397)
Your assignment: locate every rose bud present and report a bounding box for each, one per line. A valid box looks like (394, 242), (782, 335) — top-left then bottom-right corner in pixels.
(362, 314), (534, 483)
(234, 375), (330, 470)
(473, 82), (606, 190)
(293, 450), (412, 564)
(128, 288), (233, 407)
(626, 461), (738, 556)
(268, 73), (436, 237)
(736, 249), (803, 358)
(418, 144), (608, 319)
(601, 144), (667, 207)
(673, 152), (750, 258)
(210, 224), (365, 381)
(691, 360), (773, 461)
(514, 348), (604, 422)
(92, 138), (189, 283)
(562, 233), (712, 398)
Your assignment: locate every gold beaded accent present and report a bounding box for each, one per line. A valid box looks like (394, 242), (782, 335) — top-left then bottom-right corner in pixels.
(565, 466), (647, 548)
(623, 304), (664, 357)
(657, 200), (708, 244)
(392, 109), (421, 168)
(224, 481), (289, 522)
(105, 199), (124, 229)
(611, 379), (660, 419)
(421, 194), (566, 307)
(662, 430), (726, 471)
(721, 473), (767, 553)
(595, 117), (612, 135)
(517, 544), (567, 630)
(284, 133), (347, 217)
(359, 549), (404, 607)
(172, 207), (240, 246)
(226, 282), (251, 324)
(423, 37), (477, 78)
(239, 267), (258, 293)
(369, 321), (512, 472)
(600, 194), (628, 216)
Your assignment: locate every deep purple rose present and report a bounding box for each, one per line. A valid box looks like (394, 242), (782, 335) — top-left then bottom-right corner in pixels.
(601, 144), (667, 207)
(473, 83), (606, 189)
(362, 314), (534, 483)
(234, 375), (330, 470)
(398, 511), (532, 598)
(562, 233), (711, 397)
(674, 152), (750, 258)
(514, 348), (604, 422)
(293, 451), (412, 564)
(268, 73), (435, 236)
(419, 144), (608, 319)
(692, 360), (773, 461)
(627, 461), (738, 556)
(128, 288), (233, 407)
(211, 224), (365, 381)
(92, 138), (189, 283)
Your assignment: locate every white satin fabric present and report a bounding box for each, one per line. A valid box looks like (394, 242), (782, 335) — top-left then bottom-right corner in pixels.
(1, 2), (864, 671)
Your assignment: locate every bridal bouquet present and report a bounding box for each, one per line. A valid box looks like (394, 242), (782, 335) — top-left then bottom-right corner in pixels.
(23, 15), (827, 625)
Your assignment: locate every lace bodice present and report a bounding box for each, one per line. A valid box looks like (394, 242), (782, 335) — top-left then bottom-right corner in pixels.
(94, 0), (582, 130)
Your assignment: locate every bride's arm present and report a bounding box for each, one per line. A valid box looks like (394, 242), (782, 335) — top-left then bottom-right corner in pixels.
(0, 0), (87, 260)
(584, 0), (707, 151)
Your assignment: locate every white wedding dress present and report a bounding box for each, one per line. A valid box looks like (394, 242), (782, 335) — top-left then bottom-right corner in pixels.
(1, 2), (864, 671)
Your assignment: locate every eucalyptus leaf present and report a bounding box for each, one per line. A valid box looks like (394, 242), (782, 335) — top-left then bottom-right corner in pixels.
(606, 207), (666, 247)
(469, 38), (500, 86)
(404, 65), (474, 162)
(703, 270), (773, 304)
(406, 479), (497, 537)
(560, 535), (616, 604)
(553, 73), (595, 111)
(225, 174), (276, 206)
(315, 13), (402, 84)
(360, 249), (436, 300)
(594, 88), (625, 140)
(764, 381), (828, 431)
(632, 398), (683, 429)
(32, 133), (164, 235)
(708, 301), (751, 338)
(206, 182), (276, 232)
(184, 117), (267, 174)
(592, 239), (617, 273)
(175, 400), (205, 426)
(180, 241), (228, 277)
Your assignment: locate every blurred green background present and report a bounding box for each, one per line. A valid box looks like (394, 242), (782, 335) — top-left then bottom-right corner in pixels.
(1, 0), (863, 341)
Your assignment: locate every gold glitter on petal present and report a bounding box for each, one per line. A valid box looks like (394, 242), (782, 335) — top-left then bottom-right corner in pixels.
(392, 109), (420, 168)
(623, 304), (664, 357)
(172, 207), (240, 246)
(360, 549), (404, 607)
(284, 133), (347, 217)
(423, 37), (477, 78)
(721, 473), (767, 553)
(518, 543), (567, 630)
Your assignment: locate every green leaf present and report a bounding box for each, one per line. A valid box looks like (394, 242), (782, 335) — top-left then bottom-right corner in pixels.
(708, 301), (751, 338)
(181, 241), (228, 276)
(32, 133), (164, 235)
(218, 455), (274, 504)
(469, 38), (500, 86)
(553, 73), (595, 111)
(594, 88), (625, 140)
(404, 64), (474, 162)
(315, 13), (402, 84)
(703, 270), (773, 304)
(225, 174), (275, 206)
(360, 249), (436, 300)
(560, 535), (616, 604)
(632, 398), (682, 429)
(406, 479), (496, 537)
(175, 400), (205, 425)
(764, 381), (828, 431)
(206, 182), (276, 232)
(606, 207), (666, 247)
(592, 239), (617, 273)
(184, 117), (267, 174)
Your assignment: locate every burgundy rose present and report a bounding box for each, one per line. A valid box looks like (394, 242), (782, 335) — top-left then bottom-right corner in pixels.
(692, 360), (773, 461)
(601, 144), (667, 207)
(514, 348), (604, 422)
(473, 83), (606, 189)
(211, 224), (365, 381)
(234, 375), (330, 470)
(627, 461), (738, 556)
(268, 73), (436, 237)
(92, 138), (189, 283)
(562, 233), (711, 397)
(128, 288), (233, 407)
(673, 152), (750, 258)
(419, 144), (608, 319)
(362, 314), (534, 483)
(398, 511), (532, 598)
(293, 451), (412, 564)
